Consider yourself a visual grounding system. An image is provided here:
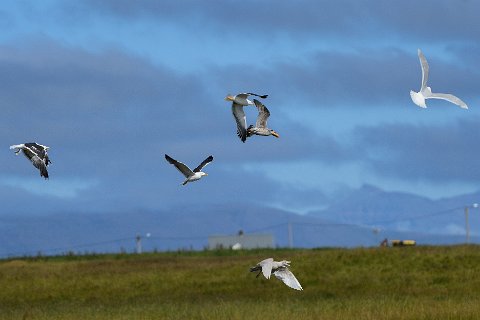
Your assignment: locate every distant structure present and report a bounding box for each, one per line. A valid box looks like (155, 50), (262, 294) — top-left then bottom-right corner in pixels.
(208, 231), (274, 250)
(380, 238), (389, 247)
(391, 240), (416, 247)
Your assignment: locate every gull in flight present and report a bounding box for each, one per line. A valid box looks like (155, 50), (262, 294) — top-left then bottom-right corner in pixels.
(410, 49), (467, 109)
(250, 258), (303, 290)
(10, 142), (51, 179)
(247, 99), (280, 139)
(165, 154), (213, 185)
(224, 92), (268, 143)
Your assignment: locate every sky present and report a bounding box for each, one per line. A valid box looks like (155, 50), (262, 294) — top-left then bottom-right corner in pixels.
(1, 0), (479, 217)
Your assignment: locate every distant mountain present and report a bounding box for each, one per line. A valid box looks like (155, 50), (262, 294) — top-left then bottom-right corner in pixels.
(309, 184), (438, 225)
(308, 184), (480, 236)
(1, 196), (478, 258)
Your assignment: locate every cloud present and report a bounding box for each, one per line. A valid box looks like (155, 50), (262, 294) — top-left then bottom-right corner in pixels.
(354, 117), (480, 184)
(207, 46), (477, 111)
(77, 0), (480, 43)
(0, 38), (211, 172)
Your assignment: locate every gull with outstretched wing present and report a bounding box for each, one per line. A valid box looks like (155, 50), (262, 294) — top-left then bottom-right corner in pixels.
(410, 49), (467, 109)
(165, 154), (213, 185)
(250, 258), (303, 290)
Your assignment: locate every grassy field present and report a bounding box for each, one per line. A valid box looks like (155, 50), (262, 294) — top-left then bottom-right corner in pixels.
(1, 245), (480, 319)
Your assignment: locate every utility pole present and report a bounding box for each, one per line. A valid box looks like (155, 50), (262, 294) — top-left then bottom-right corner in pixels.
(135, 234), (142, 254)
(288, 222), (293, 248)
(465, 206), (471, 244)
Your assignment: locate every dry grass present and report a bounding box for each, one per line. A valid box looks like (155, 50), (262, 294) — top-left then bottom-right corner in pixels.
(1, 246), (480, 319)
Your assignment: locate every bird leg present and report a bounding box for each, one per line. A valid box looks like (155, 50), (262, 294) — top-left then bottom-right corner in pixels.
(256, 271), (262, 278)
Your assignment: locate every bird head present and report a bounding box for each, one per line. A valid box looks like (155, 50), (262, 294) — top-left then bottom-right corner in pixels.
(201, 172), (208, 176)
(250, 265), (260, 272)
(281, 260), (291, 267)
(270, 130), (280, 138)
(224, 95), (235, 102)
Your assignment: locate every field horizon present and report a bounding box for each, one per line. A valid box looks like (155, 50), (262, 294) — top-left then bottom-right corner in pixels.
(1, 245), (480, 319)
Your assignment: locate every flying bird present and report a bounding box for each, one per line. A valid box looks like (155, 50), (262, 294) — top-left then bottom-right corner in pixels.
(10, 142), (51, 179)
(165, 154), (213, 185)
(247, 99), (280, 139)
(410, 49), (468, 109)
(250, 258), (303, 290)
(225, 92), (268, 142)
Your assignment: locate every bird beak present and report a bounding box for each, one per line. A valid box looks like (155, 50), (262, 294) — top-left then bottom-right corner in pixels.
(225, 95), (234, 101)
(272, 131), (280, 138)
(204, 173), (208, 176)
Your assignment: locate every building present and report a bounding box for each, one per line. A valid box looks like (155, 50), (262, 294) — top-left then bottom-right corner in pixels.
(208, 231), (274, 250)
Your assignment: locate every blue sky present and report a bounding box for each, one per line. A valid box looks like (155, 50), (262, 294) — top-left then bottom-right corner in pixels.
(1, 0), (479, 216)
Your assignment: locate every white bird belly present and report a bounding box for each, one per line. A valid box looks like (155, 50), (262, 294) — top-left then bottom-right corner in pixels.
(188, 172), (203, 182)
(410, 91), (426, 108)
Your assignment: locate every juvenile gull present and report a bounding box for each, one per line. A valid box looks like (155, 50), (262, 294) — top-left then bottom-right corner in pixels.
(410, 49), (467, 109)
(247, 99), (279, 139)
(165, 154), (213, 185)
(250, 258), (303, 290)
(10, 142), (51, 179)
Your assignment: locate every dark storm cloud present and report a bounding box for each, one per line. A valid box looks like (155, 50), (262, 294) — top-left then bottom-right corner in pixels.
(210, 47), (478, 108)
(0, 38), (343, 215)
(0, 38), (211, 175)
(354, 118), (480, 183)
(78, 0), (480, 42)
(0, 38), (352, 168)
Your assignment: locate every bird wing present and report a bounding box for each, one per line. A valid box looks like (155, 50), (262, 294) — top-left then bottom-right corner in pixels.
(44, 153), (51, 166)
(273, 268), (303, 290)
(236, 93), (249, 100)
(246, 92), (268, 99)
(418, 49), (429, 91)
(232, 103), (247, 142)
(23, 147), (49, 179)
(30, 155), (49, 179)
(258, 258), (274, 279)
(25, 143), (46, 156)
(193, 155), (214, 173)
(24, 143), (51, 164)
(21, 145), (37, 162)
(424, 92), (468, 109)
(253, 99), (271, 129)
(165, 154), (194, 178)
(236, 93), (268, 99)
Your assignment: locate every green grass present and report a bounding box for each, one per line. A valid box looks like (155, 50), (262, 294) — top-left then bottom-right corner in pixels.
(1, 246), (480, 319)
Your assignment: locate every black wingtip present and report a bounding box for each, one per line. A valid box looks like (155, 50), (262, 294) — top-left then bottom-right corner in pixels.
(260, 94), (268, 99)
(41, 170), (49, 180)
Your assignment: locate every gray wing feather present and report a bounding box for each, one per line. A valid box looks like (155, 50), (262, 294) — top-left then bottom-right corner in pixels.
(259, 258), (274, 279)
(236, 93), (249, 100)
(193, 155), (213, 173)
(21, 147), (49, 179)
(418, 49), (429, 91)
(253, 99), (270, 129)
(425, 92), (468, 109)
(30, 155), (49, 179)
(232, 103), (247, 142)
(273, 268), (303, 290)
(165, 154), (194, 178)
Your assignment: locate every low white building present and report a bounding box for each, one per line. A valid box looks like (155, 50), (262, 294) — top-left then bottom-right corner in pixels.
(208, 232), (274, 250)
